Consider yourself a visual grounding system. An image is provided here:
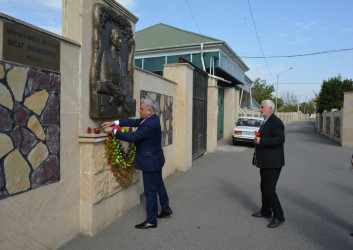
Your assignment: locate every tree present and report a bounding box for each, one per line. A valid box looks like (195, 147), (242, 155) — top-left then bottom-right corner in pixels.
(279, 91), (299, 112)
(299, 99), (316, 114)
(316, 75), (353, 113)
(251, 78), (275, 104)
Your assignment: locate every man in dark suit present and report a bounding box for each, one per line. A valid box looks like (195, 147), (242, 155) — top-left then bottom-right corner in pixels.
(252, 100), (285, 228)
(102, 98), (172, 229)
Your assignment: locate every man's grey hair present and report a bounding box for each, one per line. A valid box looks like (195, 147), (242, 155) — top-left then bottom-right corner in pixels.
(262, 100), (275, 110)
(142, 98), (158, 113)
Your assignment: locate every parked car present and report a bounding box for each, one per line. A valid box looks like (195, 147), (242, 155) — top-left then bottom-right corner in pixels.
(233, 116), (264, 145)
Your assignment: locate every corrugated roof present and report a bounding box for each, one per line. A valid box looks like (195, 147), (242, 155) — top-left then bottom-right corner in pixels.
(135, 23), (220, 50)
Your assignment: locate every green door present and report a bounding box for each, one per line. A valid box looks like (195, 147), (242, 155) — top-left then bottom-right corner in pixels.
(217, 88), (224, 140)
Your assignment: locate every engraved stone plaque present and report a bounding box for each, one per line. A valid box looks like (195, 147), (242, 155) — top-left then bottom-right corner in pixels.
(3, 22), (60, 72)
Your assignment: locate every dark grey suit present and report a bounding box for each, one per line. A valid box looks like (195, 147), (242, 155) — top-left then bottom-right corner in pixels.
(254, 114), (285, 220)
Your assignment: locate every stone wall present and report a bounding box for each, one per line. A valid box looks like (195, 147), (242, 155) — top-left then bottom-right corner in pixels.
(242, 109), (310, 124)
(0, 61), (60, 199)
(0, 14), (82, 249)
(316, 109), (342, 144)
(316, 91), (353, 148)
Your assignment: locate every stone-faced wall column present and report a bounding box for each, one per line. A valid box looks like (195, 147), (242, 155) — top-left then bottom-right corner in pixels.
(163, 63), (193, 171)
(342, 92), (353, 148)
(78, 134), (142, 236)
(207, 77), (218, 153)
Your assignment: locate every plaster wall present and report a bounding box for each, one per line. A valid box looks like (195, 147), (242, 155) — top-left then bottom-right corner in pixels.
(207, 77), (218, 153)
(163, 63), (193, 171)
(342, 92), (353, 148)
(224, 88), (237, 140)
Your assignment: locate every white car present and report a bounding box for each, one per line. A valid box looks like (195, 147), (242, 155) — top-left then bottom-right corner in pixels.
(233, 116), (264, 145)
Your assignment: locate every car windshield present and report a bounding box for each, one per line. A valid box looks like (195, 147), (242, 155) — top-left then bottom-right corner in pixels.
(236, 118), (263, 127)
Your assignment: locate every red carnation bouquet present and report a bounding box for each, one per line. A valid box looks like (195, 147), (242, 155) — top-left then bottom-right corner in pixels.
(253, 131), (260, 167)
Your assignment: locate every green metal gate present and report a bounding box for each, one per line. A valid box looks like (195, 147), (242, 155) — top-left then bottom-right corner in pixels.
(217, 88), (224, 140)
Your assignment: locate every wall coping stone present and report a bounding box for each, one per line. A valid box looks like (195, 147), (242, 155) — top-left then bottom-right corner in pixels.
(78, 134), (108, 143)
(135, 67), (177, 85)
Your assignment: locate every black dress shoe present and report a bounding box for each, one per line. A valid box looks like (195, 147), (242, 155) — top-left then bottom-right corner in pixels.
(251, 211), (271, 218)
(157, 210), (173, 218)
(350, 233), (353, 237)
(135, 221), (157, 229)
(267, 219), (284, 228)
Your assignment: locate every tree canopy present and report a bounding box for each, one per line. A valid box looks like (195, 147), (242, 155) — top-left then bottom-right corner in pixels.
(251, 78), (275, 102)
(251, 78), (285, 110)
(316, 75), (353, 113)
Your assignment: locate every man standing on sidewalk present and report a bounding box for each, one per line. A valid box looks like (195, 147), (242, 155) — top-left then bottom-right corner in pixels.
(252, 100), (285, 228)
(102, 98), (172, 229)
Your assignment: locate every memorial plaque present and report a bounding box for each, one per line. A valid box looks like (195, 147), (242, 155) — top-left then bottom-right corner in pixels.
(90, 3), (136, 118)
(3, 22), (60, 72)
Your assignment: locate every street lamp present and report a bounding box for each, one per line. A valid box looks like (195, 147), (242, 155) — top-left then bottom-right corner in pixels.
(276, 66), (293, 112)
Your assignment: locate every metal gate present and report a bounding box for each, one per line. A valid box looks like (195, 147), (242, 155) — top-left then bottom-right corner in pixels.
(192, 67), (208, 159)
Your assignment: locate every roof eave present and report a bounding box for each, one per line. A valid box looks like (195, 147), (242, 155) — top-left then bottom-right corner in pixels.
(135, 41), (250, 72)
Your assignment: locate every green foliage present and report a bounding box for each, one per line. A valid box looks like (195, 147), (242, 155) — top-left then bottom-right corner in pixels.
(251, 78), (275, 104)
(280, 104), (297, 112)
(278, 91), (299, 112)
(316, 75), (353, 112)
(299, 99), (316, 114)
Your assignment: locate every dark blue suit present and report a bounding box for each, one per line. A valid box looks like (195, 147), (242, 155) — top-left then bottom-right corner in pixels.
(114, 114), (171, 224)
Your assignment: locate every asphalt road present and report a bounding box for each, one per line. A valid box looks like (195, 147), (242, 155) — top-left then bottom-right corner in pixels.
(60, 120), (353, 250)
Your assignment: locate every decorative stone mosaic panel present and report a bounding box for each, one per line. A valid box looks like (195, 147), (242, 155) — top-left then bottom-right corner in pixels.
(140, 91), (173, 147)
(0, 61), (60, 199)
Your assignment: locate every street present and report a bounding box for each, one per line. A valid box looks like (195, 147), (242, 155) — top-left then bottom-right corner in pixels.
(60, 120), (353, 250)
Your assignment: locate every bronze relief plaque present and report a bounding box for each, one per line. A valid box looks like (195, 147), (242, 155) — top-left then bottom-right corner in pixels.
(90, 3), (136, 118)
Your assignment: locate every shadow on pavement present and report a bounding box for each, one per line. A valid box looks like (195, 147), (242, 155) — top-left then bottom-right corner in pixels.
(219, 179), (258, 212)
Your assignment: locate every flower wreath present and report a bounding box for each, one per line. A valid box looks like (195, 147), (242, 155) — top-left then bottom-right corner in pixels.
(105, 126), (137, 185)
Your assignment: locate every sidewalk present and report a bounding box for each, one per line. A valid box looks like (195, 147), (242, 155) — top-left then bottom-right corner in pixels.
(60, 140), (263, 250)
(60, 121), (353, 249)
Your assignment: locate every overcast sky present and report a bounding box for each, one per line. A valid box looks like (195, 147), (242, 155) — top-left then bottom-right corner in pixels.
(1, 0), (353, 102)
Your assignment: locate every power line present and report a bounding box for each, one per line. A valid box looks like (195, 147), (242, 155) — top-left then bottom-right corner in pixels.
(185, 0), (201, 34)
(247, 0), (273, 79)
(273, 82), (323, 85)
(241, 48), (353, 58)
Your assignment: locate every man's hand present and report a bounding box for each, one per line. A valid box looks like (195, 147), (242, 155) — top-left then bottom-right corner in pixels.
(254, 136), (260, 144)
(102, 121), (115, 129)
(104, 126), (114, 135)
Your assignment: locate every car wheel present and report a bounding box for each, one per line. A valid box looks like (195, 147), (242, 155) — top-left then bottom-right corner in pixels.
(233, 140), (237, 145)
